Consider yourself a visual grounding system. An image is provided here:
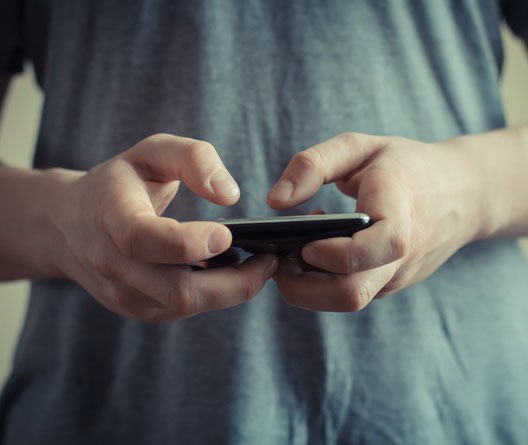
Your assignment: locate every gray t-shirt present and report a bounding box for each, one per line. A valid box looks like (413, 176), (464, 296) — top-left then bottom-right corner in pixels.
(2, 1), (528, 443)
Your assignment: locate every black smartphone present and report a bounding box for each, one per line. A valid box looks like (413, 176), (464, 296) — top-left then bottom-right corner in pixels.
(218, 213), (372, 255)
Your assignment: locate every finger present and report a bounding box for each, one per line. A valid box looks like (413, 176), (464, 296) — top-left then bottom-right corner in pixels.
(67, 242), (180, 322)
(73, 264), (168, 321)
(122, 254), (278, 316)
(104, 192), (233, 263)
(100, 162), (233, 262)
(145, 180), (180, 216)
(302, 219), (411, 274)
(101, 134), (239, 261)
(99, 284), (168, 321)
(302, 167), (413, 273)
(273, 257), (399, 312)
(121, 216), (233, 264)
(267, 132), (386, 209)
(124, 133), (240, 206)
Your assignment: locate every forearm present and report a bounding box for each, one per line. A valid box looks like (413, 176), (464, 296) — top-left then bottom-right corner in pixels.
(0, 163), (77, 280)
(450, 124), (528, 239)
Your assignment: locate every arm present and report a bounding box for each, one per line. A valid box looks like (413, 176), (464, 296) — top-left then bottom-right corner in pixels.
(266, 125), (528, 312)
(0, 160), (69, 279)
(448, 125), (528, 239)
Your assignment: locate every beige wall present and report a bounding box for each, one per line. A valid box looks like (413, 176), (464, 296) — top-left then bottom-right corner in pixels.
(0, 68), (43, 387)
(1, 27), (528, 387)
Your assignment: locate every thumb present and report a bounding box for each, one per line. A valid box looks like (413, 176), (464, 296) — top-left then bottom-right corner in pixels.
(267, 133), (386, 209)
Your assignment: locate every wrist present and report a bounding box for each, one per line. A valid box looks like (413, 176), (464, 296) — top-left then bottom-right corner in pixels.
(433, 137), (496, 243)
(40, 167), (85, 278)
(0, 164), (84, 280)
(443, 128), (522, 241)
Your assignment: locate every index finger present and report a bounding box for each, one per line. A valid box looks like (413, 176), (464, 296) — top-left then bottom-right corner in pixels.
(124, 134), (240, 205)
(100, 135), (241, 263)
(267, 132), (386, 209)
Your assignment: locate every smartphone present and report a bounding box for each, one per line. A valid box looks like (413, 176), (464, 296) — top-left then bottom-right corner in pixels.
(218, 213), (372, 255)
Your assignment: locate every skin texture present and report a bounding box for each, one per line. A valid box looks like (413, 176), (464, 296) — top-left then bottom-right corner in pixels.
(0, 133), (278, 322)
(1, 36), (528, 319)
(4, 127), (526, 319)
(266, 127), (528, 312)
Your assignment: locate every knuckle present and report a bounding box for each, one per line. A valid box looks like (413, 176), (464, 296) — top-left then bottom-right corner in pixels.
(90, 251), (119, 281)
(337, 131), (358, 145)
(143, 133), (174, 146)
(384, 270), (412, 295)
(339, 131), (384, 151)
(346, 246), (360, 274)
(120, 221), (139, 258)
(163, 283), (179, 309)
(389, 226), (410, 260)
(106, 284), (129, 307)
(186, 140), (215, 165)
(337, 132), (368, 150)
(238, 276), (260, 302)
(342, 284), (371, 312)
(165, 284), (199, 316)
(293, 148), (324, 172)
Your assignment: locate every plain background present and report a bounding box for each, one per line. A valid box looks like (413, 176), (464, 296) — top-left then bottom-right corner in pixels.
(1, 27), (528, 388)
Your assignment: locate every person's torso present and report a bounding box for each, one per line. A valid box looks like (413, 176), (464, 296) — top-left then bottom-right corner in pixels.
(2, 1), (528, 443)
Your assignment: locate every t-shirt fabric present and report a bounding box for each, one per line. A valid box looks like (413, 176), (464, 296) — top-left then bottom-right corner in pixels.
(1, 1), (528, 443)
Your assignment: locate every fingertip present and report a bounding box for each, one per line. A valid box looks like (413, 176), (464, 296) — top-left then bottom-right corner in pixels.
(266, 195), (280, 210)
(207, 224), (233, 255)
(209, 170), (240, 203)
(266, 194), (280, 209)
(266, 194), (291, 210)
(267, 179), (295, 209)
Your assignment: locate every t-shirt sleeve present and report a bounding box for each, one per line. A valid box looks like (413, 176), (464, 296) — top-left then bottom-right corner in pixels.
(0, 0), (26, 76)
(501, 0), (528, 37)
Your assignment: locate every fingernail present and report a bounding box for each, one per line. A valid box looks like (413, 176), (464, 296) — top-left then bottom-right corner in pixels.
(208, 229), (227, 254)
(210, 170), (240, 198)
(268, 179), (294, 202)
(266, 256), (279, 278)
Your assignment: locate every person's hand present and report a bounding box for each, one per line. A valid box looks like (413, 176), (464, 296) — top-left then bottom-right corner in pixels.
(267, 132), (486, 312)
(48, 134), (278, 322)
